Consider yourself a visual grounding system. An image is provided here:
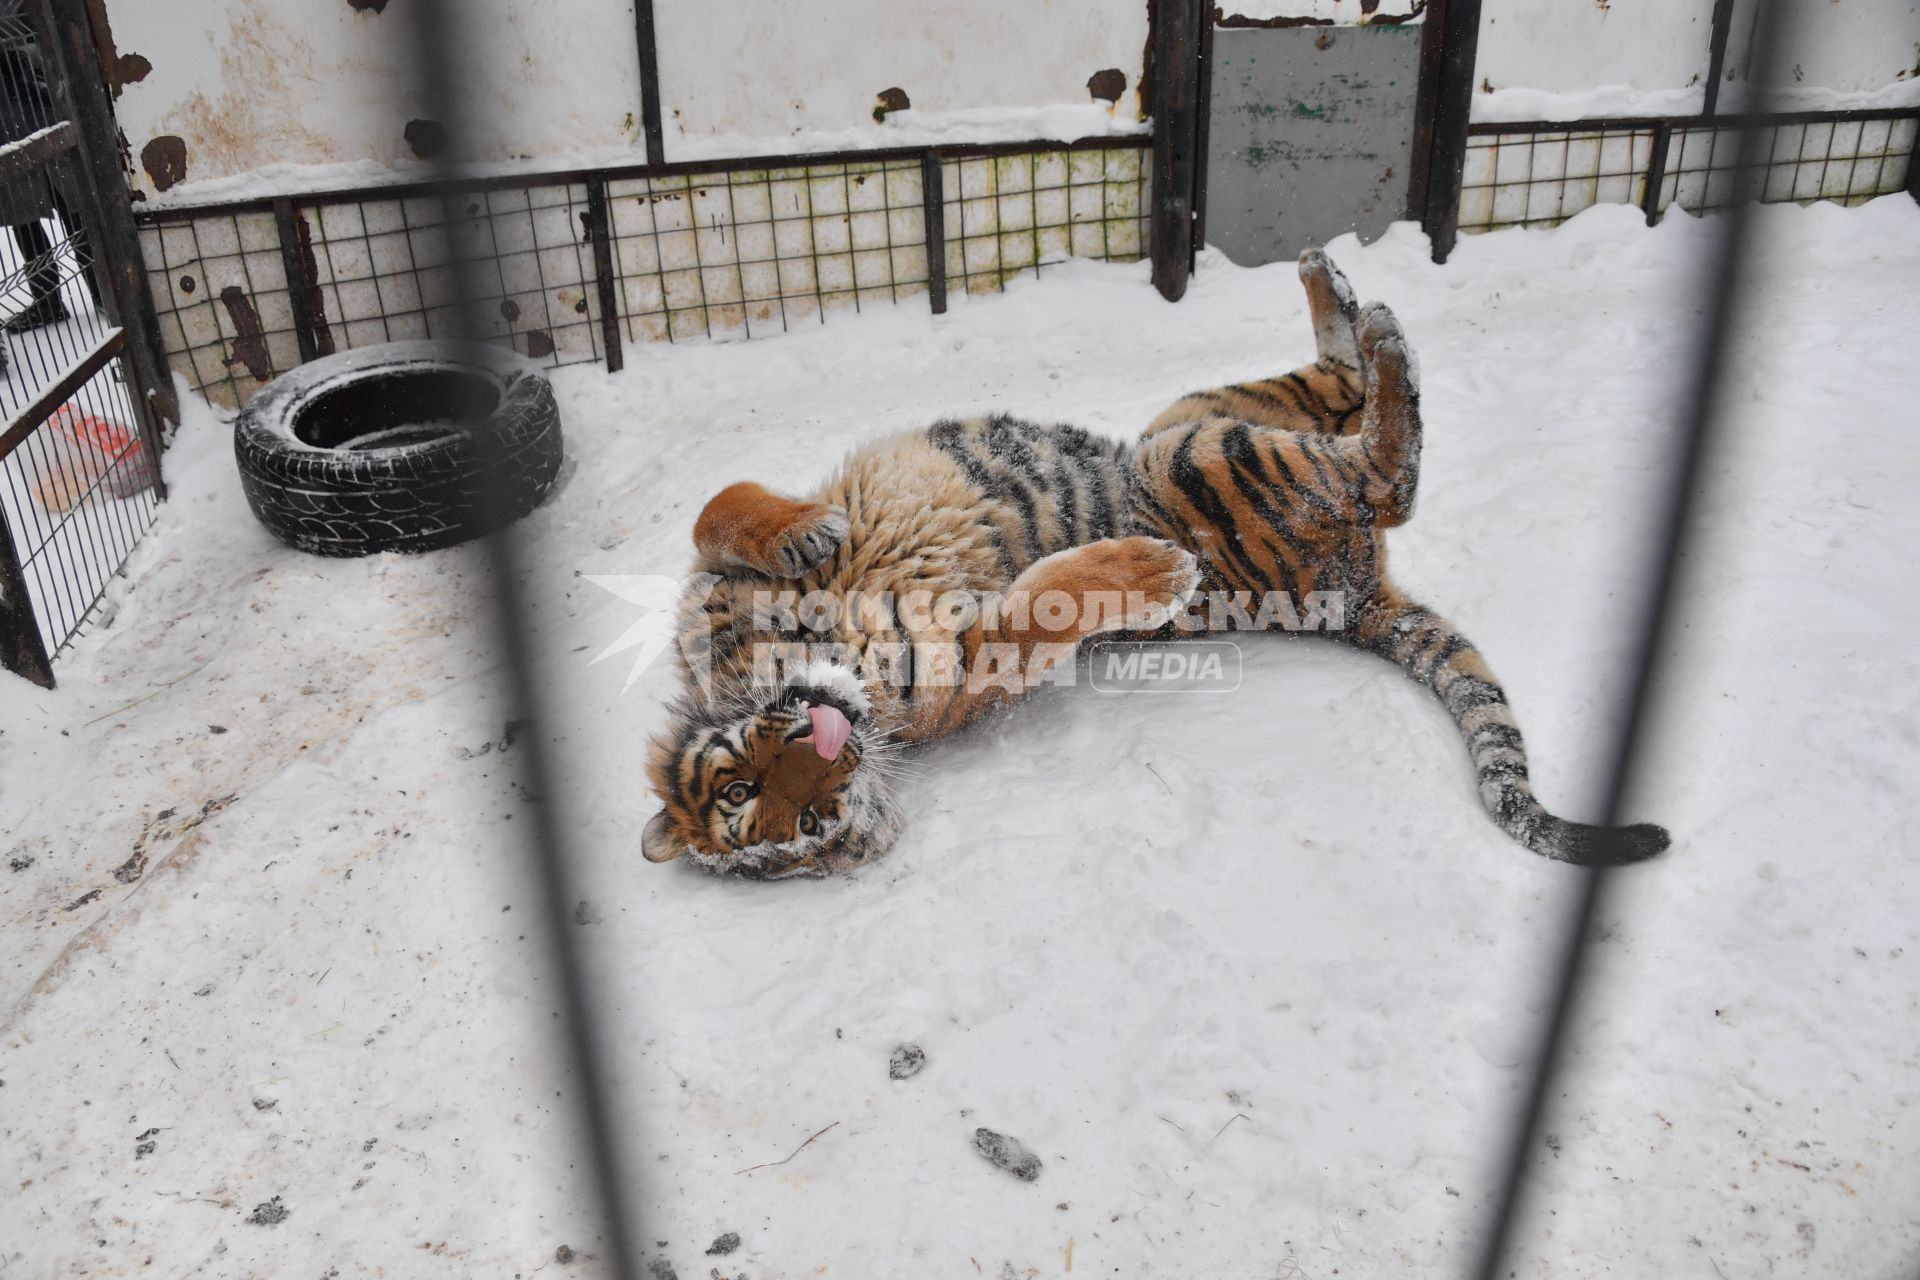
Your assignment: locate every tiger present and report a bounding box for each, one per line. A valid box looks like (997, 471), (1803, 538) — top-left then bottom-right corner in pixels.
(640, 249), (1670, 878)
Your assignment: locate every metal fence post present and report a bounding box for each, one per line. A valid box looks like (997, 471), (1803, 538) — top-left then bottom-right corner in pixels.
(1417, 0), (1483, 264)
(585, 176), (625, 373)
(1189, 12), (1214, 272)
(632, 0), (665, 166)
(1149, 0), (1201, 300)
(1641, 122), (1673, 225)
(1702, 0), (1738, 117)
(273, 198), (322, 364)
(921, 149), (948, 315)
(0, 507), (54, 689)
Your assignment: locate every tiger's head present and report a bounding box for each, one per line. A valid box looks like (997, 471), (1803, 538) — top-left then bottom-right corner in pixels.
(641, 662), (903, 878)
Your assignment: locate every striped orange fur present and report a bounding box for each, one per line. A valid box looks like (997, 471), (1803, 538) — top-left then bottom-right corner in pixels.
(642, 249), (1668, 876)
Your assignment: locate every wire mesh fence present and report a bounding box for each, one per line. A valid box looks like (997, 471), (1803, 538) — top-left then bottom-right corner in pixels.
(1459, 107), (1918, 234)
(0, 351), (159, 656)
(0, 17), (162, 677)
(134, 139), (1154, 408)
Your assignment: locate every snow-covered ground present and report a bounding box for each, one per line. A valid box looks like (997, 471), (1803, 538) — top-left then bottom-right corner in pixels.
(3, 195), (1918, 1279)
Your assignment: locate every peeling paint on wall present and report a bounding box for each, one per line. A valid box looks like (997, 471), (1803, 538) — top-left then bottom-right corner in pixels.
(873, 87), (911, 123)
(141, 135), (188, 191)
(291, 212), (337, 356)
(1087, 68), (1128, 102)
(218, 286), (272, 382)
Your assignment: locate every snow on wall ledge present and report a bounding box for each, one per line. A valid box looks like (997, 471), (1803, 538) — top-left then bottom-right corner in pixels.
(1473, 0), (1920, 123)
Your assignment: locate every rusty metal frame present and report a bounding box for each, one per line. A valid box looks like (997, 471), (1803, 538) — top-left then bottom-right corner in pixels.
(0, 119), (76, 182)
(272, 198), (322, 364)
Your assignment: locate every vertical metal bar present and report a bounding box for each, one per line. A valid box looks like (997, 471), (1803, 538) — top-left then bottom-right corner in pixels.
(1907, 131), (1920, 206)
(1702, 0), (1738, 117)
(921, 149), (947, 315)
(34, 0), (180, 452)
(1189, 10), (1215, 271)
(401, 6), (644, 1276)
(273, 198), (321, 364)
(0, 502), (55, 689)
(1406, 0), (1451, 220)
(1418, 0), (1483, 264)
(1149, 0), (1201, 300)
(632, 0), (666, 167)
(1641, 123), (1673, 225)
(1469, 4), (1797, 1276)
(584, 176), (625, 373)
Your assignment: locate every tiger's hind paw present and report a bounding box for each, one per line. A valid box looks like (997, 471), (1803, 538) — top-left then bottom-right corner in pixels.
(769, 506), (850, 577)
(1357, 301), (1419, 395)
(1300, 247), (1361, 370)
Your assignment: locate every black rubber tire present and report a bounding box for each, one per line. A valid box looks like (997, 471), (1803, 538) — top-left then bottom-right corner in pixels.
(234, 341), (563, 557)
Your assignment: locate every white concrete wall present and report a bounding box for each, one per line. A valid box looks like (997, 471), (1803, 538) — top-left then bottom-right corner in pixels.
(652, 0), (1149, 154)
(103, 0), (1148, 203)
(97, 0), (1920, 203)
(105, 0), (645, 202)
(1473, 0), (1919, 122)
(1724, 0), (1920, 94)
(1477, 0), (1718, 98)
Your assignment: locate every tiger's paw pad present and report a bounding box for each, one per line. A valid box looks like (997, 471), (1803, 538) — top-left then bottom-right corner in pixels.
(1300, 249), (1362, 370)
(1357, 301), (1418, 392)
(769, 506), (849, 577)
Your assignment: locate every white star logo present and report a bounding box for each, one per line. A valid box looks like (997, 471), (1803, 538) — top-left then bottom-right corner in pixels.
(583, 573), (710, 694)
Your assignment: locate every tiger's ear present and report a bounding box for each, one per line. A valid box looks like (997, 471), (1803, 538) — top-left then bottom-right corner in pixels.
(642, 810), (684, 863)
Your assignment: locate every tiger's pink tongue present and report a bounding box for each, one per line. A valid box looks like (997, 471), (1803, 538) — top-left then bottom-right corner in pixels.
(805, 703), (852, 762)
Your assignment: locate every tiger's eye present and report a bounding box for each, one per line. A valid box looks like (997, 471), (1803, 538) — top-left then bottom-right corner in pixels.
(721, 780), (757, 805)
(799, 809), (820, 835)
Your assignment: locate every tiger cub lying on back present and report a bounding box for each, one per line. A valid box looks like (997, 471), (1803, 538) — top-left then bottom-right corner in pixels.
(642, 250), (1669, 878)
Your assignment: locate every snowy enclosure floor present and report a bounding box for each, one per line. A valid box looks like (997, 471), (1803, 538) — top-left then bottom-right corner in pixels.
(3, 197), (1918, 1279)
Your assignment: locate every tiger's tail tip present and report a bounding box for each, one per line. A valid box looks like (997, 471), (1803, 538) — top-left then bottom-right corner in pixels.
(1533, 816), (1671, 867)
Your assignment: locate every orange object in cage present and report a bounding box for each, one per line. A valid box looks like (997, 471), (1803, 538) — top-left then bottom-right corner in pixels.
(28, 404), (153, 515)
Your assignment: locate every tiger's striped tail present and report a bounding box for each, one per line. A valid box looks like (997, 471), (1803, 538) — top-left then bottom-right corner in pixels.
(1354, 590), (1670, 866)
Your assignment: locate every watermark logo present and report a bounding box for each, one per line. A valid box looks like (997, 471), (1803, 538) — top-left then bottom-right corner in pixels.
(583, 573), (708, 693)
(586, 576), (1340, 697)
(1088, 640), (1242, 693)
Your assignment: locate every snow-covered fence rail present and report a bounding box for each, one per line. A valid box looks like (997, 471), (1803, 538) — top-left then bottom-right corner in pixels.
(132, 139), (1152, 409)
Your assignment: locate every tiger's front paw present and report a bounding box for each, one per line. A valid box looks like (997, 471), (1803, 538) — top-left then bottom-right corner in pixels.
(768, 506), (849, 578)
